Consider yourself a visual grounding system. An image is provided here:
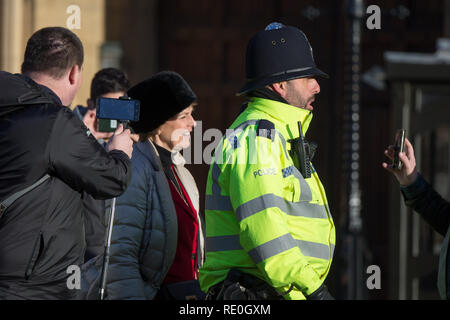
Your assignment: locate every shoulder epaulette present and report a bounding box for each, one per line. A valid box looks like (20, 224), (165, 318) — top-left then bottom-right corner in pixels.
(257, 119), (275, 141)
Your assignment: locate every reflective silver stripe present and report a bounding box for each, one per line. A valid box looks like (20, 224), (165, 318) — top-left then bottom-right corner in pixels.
(211, 162), (222, 195)
(291, 166), (313, 202)
(298, 175), (313, 201)
(207, 234), (334, 261)
(224, 120), (290, 160)
(296, 240), (331, 261)
(273, 130), (313, 201)
(274, 131), (290, 158)
(231, 121), (258, 158)
(325, 203), (333, 221)
(234, 121), (291, 161)
(205, 194), (233, 211)
(233, 120), (258, 131)
(211, 121), (259, 193)
(232, 121), (290, 159)
(206, 235), (242, 252)
(248, 233), (297, 264)
(235, 193), (328, 222)
(330, 243), (335, 261)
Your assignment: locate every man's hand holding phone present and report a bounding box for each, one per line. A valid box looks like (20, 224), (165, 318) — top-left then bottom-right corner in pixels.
(382, 135), (418, 186)
(106, 124), (134, 159)
(83, 107), (114, 141)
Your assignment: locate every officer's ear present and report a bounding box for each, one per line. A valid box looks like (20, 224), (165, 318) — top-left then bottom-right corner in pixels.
(269, 82), (288, 99)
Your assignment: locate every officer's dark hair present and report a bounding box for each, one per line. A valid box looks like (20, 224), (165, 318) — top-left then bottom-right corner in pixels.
(90, 68), (131, 102)
(21, 27), (84, 79)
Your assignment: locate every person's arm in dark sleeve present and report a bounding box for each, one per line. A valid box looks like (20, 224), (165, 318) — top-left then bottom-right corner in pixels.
(383, 137), (450, 237)
(401, 173), (450, 237)
(46, 108), (131, 200)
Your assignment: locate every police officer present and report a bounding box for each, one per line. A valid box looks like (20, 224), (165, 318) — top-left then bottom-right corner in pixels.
(199, 23), (335, 300)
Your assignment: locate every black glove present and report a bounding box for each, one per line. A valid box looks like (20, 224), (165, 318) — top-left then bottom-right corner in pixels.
(222, 282), (257, 300)
(307, 284), (335, 300)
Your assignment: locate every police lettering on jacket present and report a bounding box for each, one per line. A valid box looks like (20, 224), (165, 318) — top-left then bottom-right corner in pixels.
(253, 167), (277, 178)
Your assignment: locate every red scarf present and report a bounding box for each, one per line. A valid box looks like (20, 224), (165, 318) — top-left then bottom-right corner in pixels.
(162, 165), (199, 284)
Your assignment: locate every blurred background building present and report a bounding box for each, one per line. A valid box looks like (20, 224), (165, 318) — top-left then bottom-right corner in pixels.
(0, 0), (105, 107)
(1, 0), (449, 300)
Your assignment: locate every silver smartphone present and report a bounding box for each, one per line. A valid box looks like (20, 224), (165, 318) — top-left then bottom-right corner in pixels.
(393, 129), (406, 170)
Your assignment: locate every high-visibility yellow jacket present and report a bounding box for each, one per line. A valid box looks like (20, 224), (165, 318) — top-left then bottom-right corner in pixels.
(199, 97), (336, 300)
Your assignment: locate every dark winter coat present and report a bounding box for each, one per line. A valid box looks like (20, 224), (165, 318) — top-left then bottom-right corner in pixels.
(401, 173), (450, 299)
(0, 74), (131, 300)
(82, 140), (204, 300)
(82, 194), (110, 261)
(106, 141), (179, 299)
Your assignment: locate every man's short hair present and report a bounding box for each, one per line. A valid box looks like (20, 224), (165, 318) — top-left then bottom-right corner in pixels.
(90, 68), (131, 102)
(21, 27), (84, 79)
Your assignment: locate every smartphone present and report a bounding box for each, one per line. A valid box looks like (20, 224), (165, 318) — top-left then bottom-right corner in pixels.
(96, 97), (140, 133)
(393, 129), (406, 170)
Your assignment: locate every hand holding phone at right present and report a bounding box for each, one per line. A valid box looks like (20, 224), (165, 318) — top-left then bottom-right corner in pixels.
(382, 137), (419, 186)
(106, 124), (134, 159)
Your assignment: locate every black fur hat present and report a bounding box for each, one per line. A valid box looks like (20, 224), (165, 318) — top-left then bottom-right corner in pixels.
(128, 71), (197, 133)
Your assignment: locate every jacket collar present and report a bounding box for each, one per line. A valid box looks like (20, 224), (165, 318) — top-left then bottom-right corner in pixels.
(155, 144), (174, 170)
(23, 75), (63, 106)
(154, 143), (186, 167)
(135, 140), (161, 171)
(136, 140), (186, 170)
(248, 97), (313, 140)
(248, 87), (288, 105)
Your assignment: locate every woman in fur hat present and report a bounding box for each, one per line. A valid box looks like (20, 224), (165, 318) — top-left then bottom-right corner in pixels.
(103, 71), (205, 300)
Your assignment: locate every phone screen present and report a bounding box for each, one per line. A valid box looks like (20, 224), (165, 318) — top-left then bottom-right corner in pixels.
(96, 97), (140, 133)
(393, 129), (406, 170)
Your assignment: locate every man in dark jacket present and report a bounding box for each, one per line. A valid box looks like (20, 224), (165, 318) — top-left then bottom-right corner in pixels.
(383, 137), (449, 299)
(0, 27), (133, 300)
(73, 68), (131, 261)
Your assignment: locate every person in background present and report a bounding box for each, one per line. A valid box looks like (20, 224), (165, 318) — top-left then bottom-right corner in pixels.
(383, 137), (449, 300)
(104, 71), (205, 300)
(74, 67), (131, 145)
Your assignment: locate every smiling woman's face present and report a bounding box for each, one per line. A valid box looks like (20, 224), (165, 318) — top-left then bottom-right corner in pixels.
(154, 104), (196, 151)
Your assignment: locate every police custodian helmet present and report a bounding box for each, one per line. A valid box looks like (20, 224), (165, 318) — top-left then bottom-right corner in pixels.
(237, 22), (329, 96)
